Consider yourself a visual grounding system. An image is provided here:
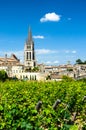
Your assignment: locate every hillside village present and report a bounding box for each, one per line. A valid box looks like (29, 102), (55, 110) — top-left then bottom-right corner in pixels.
(0, 28), (86, 81)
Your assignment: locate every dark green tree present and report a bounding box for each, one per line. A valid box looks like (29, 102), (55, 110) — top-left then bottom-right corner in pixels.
(76, 59), (86, 64)
(84, 60), (86, 64)
(76, 59), (83, 64)
(0, 70), (8, 81)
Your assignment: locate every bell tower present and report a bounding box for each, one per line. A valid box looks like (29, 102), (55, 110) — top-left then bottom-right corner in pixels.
(24, 27), (36, 69)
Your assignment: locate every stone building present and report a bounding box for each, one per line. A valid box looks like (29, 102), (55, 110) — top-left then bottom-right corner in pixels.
(0, 27), (40, 79)
(0, 54), (20, 67)
(0, 54), (23, 77)
(24, 27), (36, 70)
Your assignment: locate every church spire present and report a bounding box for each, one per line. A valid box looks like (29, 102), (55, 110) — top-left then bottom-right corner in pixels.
(28, 27), (32, 42)
(24, 27), (36, 68)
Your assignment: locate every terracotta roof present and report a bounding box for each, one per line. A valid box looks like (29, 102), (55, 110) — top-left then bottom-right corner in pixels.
(11, 54), (20, 61)
(0, 54), (19, 62)
(45, 66), (59, 69)
(0, 54), (20, 67)
(51, 74), (62, 79)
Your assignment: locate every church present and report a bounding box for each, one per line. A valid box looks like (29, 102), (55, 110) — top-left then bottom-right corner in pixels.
(0, 27), (37, 78)
(24, 27), (36, 69)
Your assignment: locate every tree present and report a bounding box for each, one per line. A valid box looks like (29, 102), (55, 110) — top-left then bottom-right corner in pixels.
(62, 75), (74, 82)
(67, 68), (73, 71)
(0, 70), (8, 81)
(76, 59), (86, 64)
(32, 67), (39, 72)
(46, 75), (51, 80)
(76, 59), (82, 64)
(84, 61), (86, 64)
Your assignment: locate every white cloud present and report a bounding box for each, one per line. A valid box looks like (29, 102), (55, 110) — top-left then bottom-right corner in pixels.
(40, 12), (61, 22)
(53, 60), (59, 64)
(65, 50), (70, 53)
(64, 50), (77, 54)
(45, 60), (59, 65)
(72, 50), (77, 54)
(36, 49), (58, 55)
(46, 61), (51, 64)
(33, 35), (44, 39)
(36, 49), (76, 55)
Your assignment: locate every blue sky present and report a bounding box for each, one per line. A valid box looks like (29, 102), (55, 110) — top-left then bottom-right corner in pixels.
(0, 0), (86, 65)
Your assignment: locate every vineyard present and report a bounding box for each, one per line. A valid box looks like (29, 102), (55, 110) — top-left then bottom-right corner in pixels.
(0, 79), (86, 130)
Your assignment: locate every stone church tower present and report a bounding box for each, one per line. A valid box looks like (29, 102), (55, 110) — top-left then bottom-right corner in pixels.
(24, 27), (36, 69)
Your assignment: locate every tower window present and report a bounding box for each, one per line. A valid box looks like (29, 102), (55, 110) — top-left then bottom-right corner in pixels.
(26, 52), (31, 60)
(27, 45), (31, 49)
(26, 52), (28, 60)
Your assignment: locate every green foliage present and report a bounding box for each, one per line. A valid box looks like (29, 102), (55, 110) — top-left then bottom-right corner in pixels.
(0, 70), (8, 81)
(76, 59), (82, 64)
(32, 66), (39, 72)
(67, 68), (73, 71)
(62, 75), (74, 82)
(25, 66), (39, 72)
(25, 68), (32, 72)
(76, 59), (86, 64)
(0, 80), (86, 129)
(78, 78), (86, 82)
(46, 75), (51, 80)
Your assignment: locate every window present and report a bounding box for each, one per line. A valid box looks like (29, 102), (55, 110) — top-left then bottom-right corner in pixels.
(16, 70), (18, 73)
(27, 45), (31, 49)
(26, 52), (31, 60)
